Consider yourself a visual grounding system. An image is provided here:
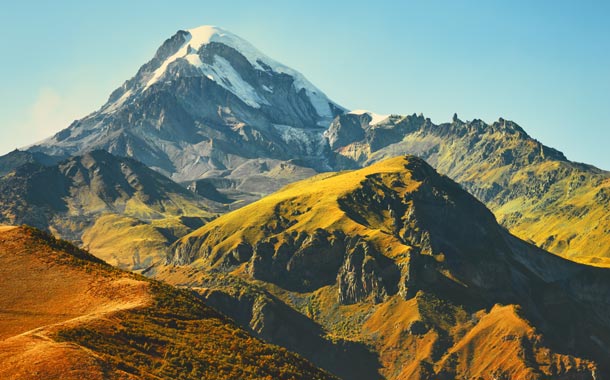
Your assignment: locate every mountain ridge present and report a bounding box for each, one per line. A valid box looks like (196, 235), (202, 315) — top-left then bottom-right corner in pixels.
(327, 112), (610, 263)
(165, 155), (610, 379)
(0, 149), (218, 271)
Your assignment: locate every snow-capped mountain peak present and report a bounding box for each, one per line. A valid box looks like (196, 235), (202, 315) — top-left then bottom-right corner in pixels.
(30, 25), (344, 184)
(144, 26), (222, 90)
(120, 25), (338, 118)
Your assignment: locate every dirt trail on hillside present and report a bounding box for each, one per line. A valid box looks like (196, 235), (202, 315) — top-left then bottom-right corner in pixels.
(0, 227), (151, 379)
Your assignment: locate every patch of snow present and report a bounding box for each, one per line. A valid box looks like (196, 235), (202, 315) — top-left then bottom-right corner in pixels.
(279, 72), (334, 120)
(184, 53), (204, 67)
(208, 56), (269, 108)
(203, 26), (339, 119)
(262, 85), (273, 93)
(145, 27), (218, 90)
(101, 90), (133, 114)
(191, 55), (269, 108)
(188, 25), (222, 47)
(273, 124), (326, 156)
(349, 109), (390, 125)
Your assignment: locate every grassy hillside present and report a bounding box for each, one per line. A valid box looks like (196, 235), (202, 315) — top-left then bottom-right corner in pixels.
(0, 150), (219, 271)
(167, 155), (610, 380)
(81, 214), (208, 271)
(172, 156), (425, 270)
(491, 160), (610, 267)
(0, 226), (336, 380)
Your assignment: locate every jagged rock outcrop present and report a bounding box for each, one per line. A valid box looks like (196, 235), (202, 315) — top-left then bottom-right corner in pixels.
(325, 113), (368, 150)
(337, 240), (390, 304)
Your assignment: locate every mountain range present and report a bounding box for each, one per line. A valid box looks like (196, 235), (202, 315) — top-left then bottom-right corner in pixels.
(327, 112), (610, 265)
(11, 26), (607, 266)
(0, 24), (609, 380)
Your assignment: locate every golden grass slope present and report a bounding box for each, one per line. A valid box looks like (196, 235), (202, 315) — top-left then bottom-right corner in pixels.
(492, 160), (610, 267)
(0, 226), (336, 380)
(81, 214), (208, 272)
(174, 155), (422, 268)
(168, 156), (608, 380)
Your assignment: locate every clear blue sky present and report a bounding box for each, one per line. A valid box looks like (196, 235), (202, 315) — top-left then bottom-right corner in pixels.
(1, 0), (609, 169)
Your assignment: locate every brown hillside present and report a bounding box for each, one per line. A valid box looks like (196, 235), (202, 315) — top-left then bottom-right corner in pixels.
(0, 226), (336, 380)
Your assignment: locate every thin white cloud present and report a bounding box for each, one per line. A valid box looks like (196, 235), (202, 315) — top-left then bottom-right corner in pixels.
(0, 87), (91, 154)
(26, 87), (73, 141)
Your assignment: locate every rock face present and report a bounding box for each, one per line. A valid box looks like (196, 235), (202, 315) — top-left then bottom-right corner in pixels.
(336, 240), (392, 304)
(248, 230), (346, 292)
(29, 26), (343, 193)
(167, 156), (610, 380)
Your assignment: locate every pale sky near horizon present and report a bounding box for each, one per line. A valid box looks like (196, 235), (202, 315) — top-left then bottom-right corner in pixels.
(1, 0), (609, 169)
